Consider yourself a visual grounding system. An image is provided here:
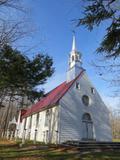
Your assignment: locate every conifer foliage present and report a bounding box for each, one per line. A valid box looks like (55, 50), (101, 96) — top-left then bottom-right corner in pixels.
(78, 0), (120, 58)
(0, 45), (54, 105)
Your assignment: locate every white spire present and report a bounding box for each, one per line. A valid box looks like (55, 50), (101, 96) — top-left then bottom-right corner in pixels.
(69, 33), (82, 69)
(72, 34), (76, 51)
(67, 34), (83, 82)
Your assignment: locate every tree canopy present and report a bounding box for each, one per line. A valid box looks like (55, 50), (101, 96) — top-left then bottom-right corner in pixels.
(0, 45), (54, 104)
(77, 0), (120, 58)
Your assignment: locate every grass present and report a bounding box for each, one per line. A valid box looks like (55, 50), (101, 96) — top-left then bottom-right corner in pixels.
(0, 139), (120, 160)
(113, 139), (120, 142)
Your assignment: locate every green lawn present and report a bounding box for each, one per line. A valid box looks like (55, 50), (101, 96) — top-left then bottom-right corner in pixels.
(0, 139), (120, 160)
(113, 139), (120, 142)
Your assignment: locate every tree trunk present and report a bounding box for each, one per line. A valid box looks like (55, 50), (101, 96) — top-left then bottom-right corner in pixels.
(2, 95), (12, 137)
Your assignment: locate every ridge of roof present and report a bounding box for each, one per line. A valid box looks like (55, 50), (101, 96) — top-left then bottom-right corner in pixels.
(22, 69), (85, 118)
(53, 69), (85, 103)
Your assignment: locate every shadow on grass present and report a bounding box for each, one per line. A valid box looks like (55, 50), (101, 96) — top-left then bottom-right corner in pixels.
(0, 142), (120, 160)
(0, 148), (78, 160)
(1, 151), (120, 160)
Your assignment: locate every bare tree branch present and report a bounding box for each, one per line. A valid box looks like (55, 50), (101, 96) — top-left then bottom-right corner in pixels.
(0, 20), (35, 48)
(0, 0), (25, 12)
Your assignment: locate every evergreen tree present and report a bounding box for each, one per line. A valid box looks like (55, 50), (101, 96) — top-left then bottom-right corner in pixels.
(77, 0), (120, 58)
(0, 45), (54, 104)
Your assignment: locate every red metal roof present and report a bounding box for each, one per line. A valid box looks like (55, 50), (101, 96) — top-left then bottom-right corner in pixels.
(23, 70), (84, 118)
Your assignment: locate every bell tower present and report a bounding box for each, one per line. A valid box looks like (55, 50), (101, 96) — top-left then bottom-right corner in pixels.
(67, 34), (83, 82)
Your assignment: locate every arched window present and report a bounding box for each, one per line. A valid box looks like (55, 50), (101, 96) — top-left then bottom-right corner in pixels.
(82, 113), (92, 122)
(75, 55), (79, 61)
(72, 55), (74, 61)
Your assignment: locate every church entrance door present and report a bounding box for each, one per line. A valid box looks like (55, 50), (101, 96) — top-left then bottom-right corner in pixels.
(82, 113), (93, 140)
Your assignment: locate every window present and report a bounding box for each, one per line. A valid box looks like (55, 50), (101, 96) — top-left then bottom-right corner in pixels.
(43, 131), (45, 142)
(24, 118), (27, 130)
(82, 95), (89, 106)
(82, 113), (92, 122)
(36, 113), (40, 128)
(72, 55), (74, 61)
(91, 87), (95, 94)
(76, 82), (80, 90)
(29, 116), (32, 129)
(45, 110), (50, 127)
(46, 130), (49, 143)
(75, 55), (79, 61)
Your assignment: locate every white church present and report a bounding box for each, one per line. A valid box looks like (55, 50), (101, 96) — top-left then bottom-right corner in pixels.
(16, 36), (112, 144)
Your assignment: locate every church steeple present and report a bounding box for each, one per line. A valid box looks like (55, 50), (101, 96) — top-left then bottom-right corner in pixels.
(72, 35), (76, 51)
(67, 34), (83, 82)
(69, 34), (82, 69)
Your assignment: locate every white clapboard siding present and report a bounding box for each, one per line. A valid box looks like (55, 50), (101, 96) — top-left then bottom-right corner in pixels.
(18, 106), (59, 143)
(59, 72), (112, 143)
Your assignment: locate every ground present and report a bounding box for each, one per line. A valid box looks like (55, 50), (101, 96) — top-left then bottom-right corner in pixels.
(0, 139), (120, 160)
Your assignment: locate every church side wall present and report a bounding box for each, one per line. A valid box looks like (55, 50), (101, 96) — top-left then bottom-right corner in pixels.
(49, 106), (59, 144)
(17, 118), (25, 139)
(59, 72), (112, 143)
(17, 106), (59, 143)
